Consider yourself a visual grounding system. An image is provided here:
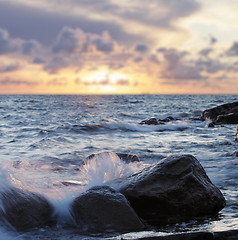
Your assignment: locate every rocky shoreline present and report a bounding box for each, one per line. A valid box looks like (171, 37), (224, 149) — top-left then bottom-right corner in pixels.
(0, 153), (226, 236)
(0, 101), (237, 239)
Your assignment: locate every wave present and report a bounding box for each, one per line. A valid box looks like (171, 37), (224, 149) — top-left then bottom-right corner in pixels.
(0, 152), (146, 234)
(69, 120), (191, 134)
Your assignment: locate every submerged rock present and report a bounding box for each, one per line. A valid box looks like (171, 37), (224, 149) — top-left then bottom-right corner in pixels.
(0, 188), (54, 231)
(110, 155), (226, 225)
(71, 186), (145, 233)
(201, 101), (238, 122)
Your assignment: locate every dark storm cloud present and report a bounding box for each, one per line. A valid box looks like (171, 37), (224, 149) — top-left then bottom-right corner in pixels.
(0, 1), (144, 46)
(0, 28), (18, 54)
(226, 41), (238, 56)
(52, 27), (78, 54)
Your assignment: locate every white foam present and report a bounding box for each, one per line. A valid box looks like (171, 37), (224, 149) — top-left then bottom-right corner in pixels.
(80, 152), (141, 189)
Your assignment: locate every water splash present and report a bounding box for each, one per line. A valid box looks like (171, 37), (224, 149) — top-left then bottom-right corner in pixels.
(79, 152), (141, 189)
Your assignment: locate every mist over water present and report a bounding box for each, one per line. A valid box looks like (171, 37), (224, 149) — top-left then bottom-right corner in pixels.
(0, 94), (238, 239)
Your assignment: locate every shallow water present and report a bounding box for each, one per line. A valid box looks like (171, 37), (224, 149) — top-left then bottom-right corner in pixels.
(0, 94), (238, 239)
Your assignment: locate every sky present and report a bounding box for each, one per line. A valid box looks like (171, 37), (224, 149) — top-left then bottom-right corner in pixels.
(0, 0), (238, 94)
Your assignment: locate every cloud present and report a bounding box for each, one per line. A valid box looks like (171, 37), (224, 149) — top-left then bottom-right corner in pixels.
(52, 27), (79, 54)
(210, 36), (217, 45)
(135, 44), (148, 52)
(116, 79), (129, 85)
(22, 39), (40, 54)
(199, 48), (212, 57)
(32, 57), (45, 64)
(0, 64), (20, 72)
(0, 28), (18, 54)
(92, 38), (114, 53)
(44, 56), (68, 73)
(226, 41), (238, 56)
(47, 78), (67, 85)
(0, 78), (38, 86)
(134, 57), (143, 62)
(75, 77), (81, 84)
(0, 1), (143, 46)
(159, 48), (205, 81)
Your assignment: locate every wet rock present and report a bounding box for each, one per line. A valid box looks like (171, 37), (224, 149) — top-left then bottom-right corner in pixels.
(208, 122), (215, 127)
(235, 125), (238, 141)
(140, 117), (160, 125)
(117, 153), (140, 163)
(71, 186), (145, 233)
(0, 188), (54, 231)
(213, 229), (238, 240)
(110, 155), (226, 226)
(138, 231), (214, 240)
(201, 101), (238, 121)
(139, 117), (176, 125)
(214, 113), (238, 125)
(84, 152), (139, 164)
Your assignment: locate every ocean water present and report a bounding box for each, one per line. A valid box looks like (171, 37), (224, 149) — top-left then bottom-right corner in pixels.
(0, 94), (237, 239)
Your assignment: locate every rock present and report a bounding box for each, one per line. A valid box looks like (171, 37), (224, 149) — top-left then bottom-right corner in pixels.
(201, 102), (238, 121)
(71, 186), (145, 233)
(214, 113), (238, 125)
(208, 122), (215, 127)
(138, 231), (214, 240)
(140, 117), (160, 125)
(235, 125), (238, 141)
(139, 117), (176, 125)
(0, 188), (54, 231)
(84, 152), (139, 164)
(117, 153), (140, 163)
(213, 229), (238, 240)
(135, 230), (238, 240)
(110, 155), (226, 225)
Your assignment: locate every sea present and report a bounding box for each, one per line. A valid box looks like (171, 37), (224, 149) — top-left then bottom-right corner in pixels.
(0, 94), (237, 239)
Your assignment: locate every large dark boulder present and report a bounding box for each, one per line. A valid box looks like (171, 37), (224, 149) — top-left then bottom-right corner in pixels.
(110, 155), (226, 225)
(201, 102), (238, 121)
(0, 188), (54, 231)
(71, 186), (145, 233)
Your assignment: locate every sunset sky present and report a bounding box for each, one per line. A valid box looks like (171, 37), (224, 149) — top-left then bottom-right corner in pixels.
(0, 0), (238, 94)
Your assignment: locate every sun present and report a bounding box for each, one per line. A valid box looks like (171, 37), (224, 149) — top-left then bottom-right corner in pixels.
(82, 70), (130, 94)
